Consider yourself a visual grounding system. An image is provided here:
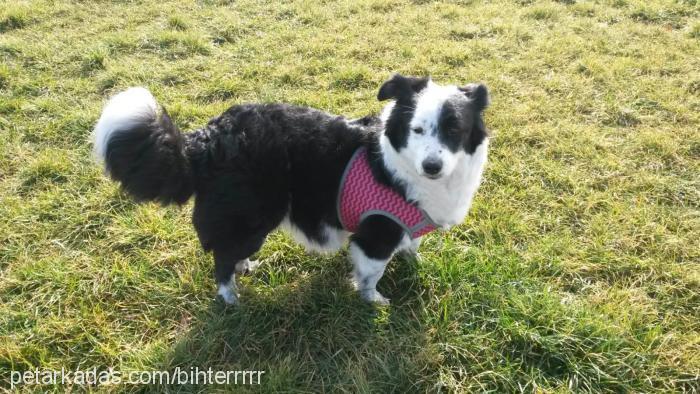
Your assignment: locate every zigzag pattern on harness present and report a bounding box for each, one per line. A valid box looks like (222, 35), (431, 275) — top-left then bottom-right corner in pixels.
(338, 148), (436, 239)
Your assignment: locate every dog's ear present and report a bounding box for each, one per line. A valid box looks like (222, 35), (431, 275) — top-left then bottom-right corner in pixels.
(459, 83), (489, 112)
(377, 74), (430, 101)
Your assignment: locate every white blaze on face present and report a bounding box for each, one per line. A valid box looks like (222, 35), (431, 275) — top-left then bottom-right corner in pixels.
(404, 81), (463, 178)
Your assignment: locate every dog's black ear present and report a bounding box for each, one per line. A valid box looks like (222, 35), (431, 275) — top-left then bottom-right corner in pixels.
(459, 83), (489, 112)
(377, 74), (430, 101)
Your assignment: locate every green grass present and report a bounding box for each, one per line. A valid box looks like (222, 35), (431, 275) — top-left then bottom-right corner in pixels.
(1, 0), (699, 392)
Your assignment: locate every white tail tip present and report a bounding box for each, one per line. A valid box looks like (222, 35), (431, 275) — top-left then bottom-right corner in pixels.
(92, 87), (159, 161)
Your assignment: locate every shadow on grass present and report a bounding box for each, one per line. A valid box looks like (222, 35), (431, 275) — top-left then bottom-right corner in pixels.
(161, 254), (435, 392)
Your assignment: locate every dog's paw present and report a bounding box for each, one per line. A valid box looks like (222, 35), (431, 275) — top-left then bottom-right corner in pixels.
(217, 284), (239, 305)
(235, 259), (261, 275)
(360, 289), (390, 306)
(399, 249), (421, 261)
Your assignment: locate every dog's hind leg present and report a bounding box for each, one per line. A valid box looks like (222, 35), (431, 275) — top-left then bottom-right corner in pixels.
(214, 249), (242, 305)
(213, 236), (266, 305)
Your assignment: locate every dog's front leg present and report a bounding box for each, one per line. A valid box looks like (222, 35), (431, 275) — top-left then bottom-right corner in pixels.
(349, 215), (405, 305)
(349, 242), (391, 305)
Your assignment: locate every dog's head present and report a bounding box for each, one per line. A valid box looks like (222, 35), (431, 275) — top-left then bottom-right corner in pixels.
(378, 74), (489, 180)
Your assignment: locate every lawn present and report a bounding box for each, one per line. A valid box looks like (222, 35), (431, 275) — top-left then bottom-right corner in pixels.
(1, 0), (699, 392)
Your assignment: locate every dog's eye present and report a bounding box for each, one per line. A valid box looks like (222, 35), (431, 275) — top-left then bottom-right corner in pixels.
(412, 127), (424, 134)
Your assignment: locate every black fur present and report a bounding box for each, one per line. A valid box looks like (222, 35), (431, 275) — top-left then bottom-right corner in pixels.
(351, 215), (405, 260)
(436, 99), (489, 155)
(377, 74), (429, 102)
(377, 75), (430, 151)
(183, 104), (384, 256)
(459, 83), (490, 112)
(104, 109), (193, 205)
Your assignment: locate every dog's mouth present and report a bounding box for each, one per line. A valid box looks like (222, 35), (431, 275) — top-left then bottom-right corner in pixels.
(423, 173), (442, 180)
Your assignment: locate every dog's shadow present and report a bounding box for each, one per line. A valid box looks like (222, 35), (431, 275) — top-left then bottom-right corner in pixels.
(161, 252), (431, 390)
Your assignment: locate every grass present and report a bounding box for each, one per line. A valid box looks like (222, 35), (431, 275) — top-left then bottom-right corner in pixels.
(0, 0), (699, 392)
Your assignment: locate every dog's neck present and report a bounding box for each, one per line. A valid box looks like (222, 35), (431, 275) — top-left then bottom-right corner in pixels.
(378, 133), (488, 228)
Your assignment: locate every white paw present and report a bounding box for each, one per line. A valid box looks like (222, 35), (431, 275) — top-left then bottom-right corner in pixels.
(217, 284), (239, 305)
(399, 249), (421, 260)
(247, 259), (261, 271)
(235, 259), (261, 274)
(359, 289), (390, 305)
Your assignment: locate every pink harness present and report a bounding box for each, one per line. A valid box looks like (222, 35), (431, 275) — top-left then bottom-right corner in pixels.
(337, 147), (437, 239)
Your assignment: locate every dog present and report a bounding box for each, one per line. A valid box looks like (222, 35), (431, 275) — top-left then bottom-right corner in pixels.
(93, 74), (490, 305)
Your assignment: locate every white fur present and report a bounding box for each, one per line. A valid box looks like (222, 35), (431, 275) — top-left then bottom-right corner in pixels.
(219, 259), (260, 304)
(279, 216), (349, 253)
(235, 258), (260, 274)
(379, 81), (489, 228)
(381, 134), (488, 227)
(399, 235), (421, 256)
(218, 282), (238, 305)
(92, 87), (158, 162)
(349, 243), (390, 305)
(379, 101), (396, 123)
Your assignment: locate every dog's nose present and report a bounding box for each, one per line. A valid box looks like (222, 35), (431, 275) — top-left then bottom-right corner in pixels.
(422, 158), (443, 176)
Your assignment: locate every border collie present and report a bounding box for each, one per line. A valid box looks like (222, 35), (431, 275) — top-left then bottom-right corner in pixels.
(93, 74), (490, 305)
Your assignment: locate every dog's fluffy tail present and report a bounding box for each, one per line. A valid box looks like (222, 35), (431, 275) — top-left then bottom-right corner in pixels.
(93, 87), (194, 205)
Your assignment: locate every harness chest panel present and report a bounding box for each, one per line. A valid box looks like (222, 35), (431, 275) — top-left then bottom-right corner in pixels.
(337, 147), (437, 239)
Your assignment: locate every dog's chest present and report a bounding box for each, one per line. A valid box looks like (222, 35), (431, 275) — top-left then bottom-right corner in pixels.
(405, 178), (471, 227)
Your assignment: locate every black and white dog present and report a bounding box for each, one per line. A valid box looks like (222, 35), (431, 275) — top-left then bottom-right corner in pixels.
(93, 74), (490, 305)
